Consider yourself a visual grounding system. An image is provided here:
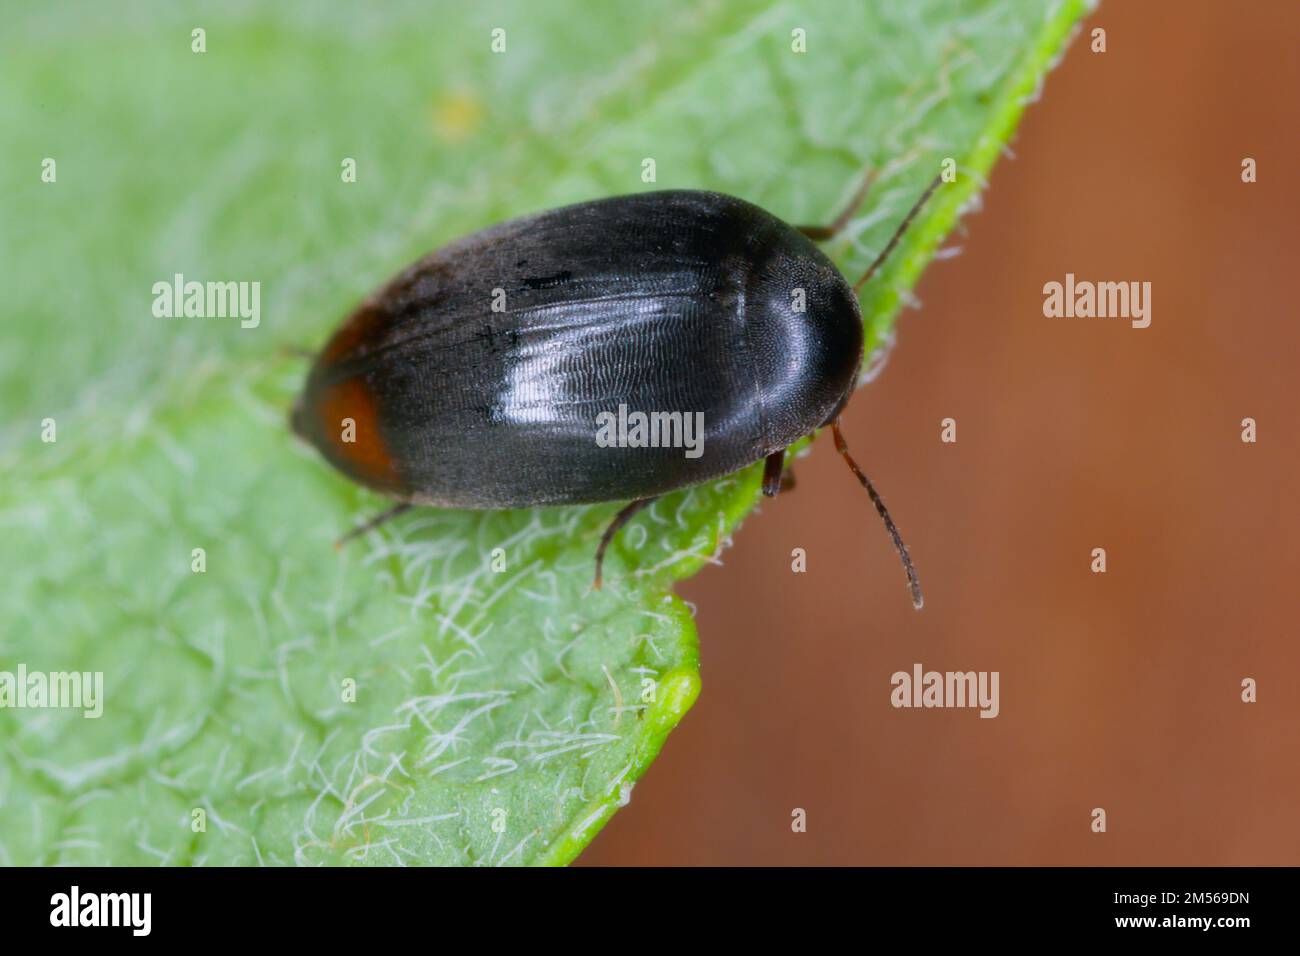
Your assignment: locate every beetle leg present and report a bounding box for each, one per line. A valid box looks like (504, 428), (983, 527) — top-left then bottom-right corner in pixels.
(795, 167), (878, 242)
(334, 502), (413, 549)
(762, 450), (786, 497)
(593, 497), (658, 590)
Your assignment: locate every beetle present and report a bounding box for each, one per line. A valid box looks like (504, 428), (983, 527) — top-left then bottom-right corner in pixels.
(291, 169), (941, 608)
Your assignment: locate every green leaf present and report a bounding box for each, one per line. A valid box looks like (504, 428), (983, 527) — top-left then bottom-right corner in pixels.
(0, 0), (1092, 865)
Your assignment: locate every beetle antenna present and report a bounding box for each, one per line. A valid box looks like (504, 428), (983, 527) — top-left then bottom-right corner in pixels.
(830, 420), (923, 610)
(853, 173), (944, 292)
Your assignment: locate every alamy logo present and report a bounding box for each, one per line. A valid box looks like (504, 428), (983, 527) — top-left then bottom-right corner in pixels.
(50, 886), (150, 936)
(1042, 273), (1151, 328)
(890, 663), (1000, 718)
(0, 665), (103, 718)
(152, 273), (261, 328)
(595, 404), (705, 459)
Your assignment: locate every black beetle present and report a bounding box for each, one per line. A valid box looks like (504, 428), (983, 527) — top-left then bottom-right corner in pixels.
(292, 170), (941, 607)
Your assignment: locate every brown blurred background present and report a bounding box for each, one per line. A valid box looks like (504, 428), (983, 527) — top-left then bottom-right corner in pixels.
(581, 1), (1300, 865)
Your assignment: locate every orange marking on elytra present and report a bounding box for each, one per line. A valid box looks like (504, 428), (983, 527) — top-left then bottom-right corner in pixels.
(316, 377), (401, 491)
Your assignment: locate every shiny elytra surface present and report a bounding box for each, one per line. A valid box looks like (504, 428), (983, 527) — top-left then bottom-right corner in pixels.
(294, 190), (863, 507)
